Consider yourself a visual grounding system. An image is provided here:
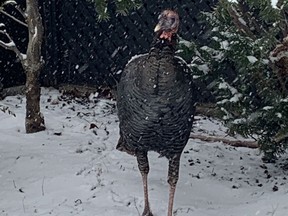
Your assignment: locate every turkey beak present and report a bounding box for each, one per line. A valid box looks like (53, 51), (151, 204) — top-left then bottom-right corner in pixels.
(154, 24), (161, 32)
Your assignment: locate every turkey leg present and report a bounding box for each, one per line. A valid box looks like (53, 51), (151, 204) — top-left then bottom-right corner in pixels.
(167, 156), (180, 216)
(137, 152), (153, 216)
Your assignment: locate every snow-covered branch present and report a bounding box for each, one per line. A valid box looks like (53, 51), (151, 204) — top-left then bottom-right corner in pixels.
(1, 0), (17, 5)
(0, 10), (28, 27)
(0, 30), (24, 61)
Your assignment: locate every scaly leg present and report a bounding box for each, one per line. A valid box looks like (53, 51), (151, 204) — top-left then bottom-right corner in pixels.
(137, 152), (153, 216)
(167, 156), (180, 216)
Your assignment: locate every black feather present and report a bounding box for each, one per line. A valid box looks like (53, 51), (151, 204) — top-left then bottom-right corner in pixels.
(117, 33), (197, 160)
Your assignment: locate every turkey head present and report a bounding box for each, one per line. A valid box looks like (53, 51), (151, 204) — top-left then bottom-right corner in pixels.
(154, 10), (179, 41)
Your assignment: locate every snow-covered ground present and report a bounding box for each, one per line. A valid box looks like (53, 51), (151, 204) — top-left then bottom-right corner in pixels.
(0, 88), (287, 216)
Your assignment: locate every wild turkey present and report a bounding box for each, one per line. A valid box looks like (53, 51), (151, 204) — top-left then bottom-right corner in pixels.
(117, 10), (197, 216)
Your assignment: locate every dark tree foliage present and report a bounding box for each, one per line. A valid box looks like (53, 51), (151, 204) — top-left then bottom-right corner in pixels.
(182, 0), (288, 161)
(88, 0), (142, 20)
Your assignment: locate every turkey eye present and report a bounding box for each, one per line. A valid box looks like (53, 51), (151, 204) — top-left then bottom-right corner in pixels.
(171, 17), (176, 23)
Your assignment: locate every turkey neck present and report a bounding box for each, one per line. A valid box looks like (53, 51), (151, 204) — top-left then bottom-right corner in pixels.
(138, 34), (178, 96)
(149, 33), (177, 58)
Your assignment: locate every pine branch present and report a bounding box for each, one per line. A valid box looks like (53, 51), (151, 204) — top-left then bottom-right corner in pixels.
(0, 9), (27, 27)
(0, 30), (24, 61)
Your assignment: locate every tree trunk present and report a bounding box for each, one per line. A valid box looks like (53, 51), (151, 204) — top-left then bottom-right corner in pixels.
(24, 0), (45, 133)
(25, 68), (45, 133)
(0, 0), (45, 133)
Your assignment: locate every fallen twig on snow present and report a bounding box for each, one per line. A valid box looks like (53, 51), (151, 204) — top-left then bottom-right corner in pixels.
(42, 176), (45, 196)
(190, 134), (259, 149)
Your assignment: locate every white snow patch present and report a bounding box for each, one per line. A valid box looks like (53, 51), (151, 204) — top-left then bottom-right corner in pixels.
(271, 0), (279, 8)
(20, 53), (27, 60)
(262, 59), (269, 65)
(280, 97), (288, 102)
(218, 81), (242, 103)
(247, 56), (258, 64)
(219, 81), (238, 95)
(263, 106), (274, 110)
(276, 112), (282, 118)
(220, 40), (229, 50)
(238, 17), (247, 26)
(197, 64), (210, 74)
(229, 93), (242, 103)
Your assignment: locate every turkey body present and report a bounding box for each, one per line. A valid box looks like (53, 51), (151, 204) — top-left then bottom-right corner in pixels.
(117, 38), (196, 159)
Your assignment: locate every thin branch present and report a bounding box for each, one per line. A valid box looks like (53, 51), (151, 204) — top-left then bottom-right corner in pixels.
(190, 134), (259, 148)
(22, 196), (26, 213)
(0, 30), (24, 61)
(15, 5), (27, 19)
(0, 10), (27, 27)
(133, 197), (141, 216)
(41, 176), (45, 196)
(13, 180), (17, 189)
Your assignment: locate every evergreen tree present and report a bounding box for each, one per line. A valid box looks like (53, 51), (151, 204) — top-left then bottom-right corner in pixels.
(182, 0), (288, 161)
